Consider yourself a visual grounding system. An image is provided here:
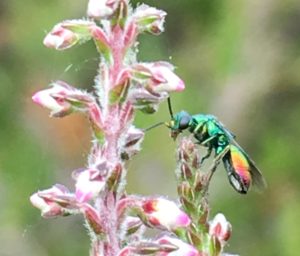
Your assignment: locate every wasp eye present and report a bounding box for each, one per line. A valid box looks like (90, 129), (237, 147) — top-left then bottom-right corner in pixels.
(179, 116), (190, 129)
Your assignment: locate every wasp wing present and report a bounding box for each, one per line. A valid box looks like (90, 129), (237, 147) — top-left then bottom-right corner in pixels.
(229, 140), (267, 191)
(215, 119), (267, 191)
(247, 157), (267, 191)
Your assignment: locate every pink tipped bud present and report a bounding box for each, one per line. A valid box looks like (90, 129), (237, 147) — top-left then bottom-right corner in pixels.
(209, 213), (232, 244)
(43, 20), (94, 50)
(32, 81), (95, 117)
(131, 62), (185, 94)
(30, 184), (76, 218)
(156, 236), (200, 256)
(142, 198), (191, 231)
(149, 62), (185, 93)
(43, 24), (76, 50)
(30, 193), (62, 218)
(32, 88), (68, 116)
(74, 168), (106, 203)
(87, 0), (120, 19)
(133, 4), (167, 35)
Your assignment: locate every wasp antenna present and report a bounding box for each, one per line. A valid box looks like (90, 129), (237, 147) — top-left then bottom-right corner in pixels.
(167, 97), (174, 119)
(144, 122), (165, 132)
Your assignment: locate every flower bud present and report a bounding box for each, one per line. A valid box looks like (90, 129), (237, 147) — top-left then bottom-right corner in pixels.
(120, 216), (143, 236)
(74, 168), (106, 203)
(124, 21), (138, 48)
(43, 20), (94, 50)
(177, 182), (193, 201)
(131, 62), (185, 94)
(106, 163), (123, 192)
(82, 204), (105, 235)
(129, 85), (167, 111)
(118, 242), (177, 256)
(109, 69), (131, 104)
(30, 184), (77, 218)
(87, 0), (120, 19)
(156, 236), (200, 256)
(133, 4), (166, 35)
(88, 103), (105, 142)
(32, 81), (94, 117)
(90, 26), (112, 63)
(209, 213), (232, 244)
(141, 198), (190, 231)
(121, 126), (144, 160)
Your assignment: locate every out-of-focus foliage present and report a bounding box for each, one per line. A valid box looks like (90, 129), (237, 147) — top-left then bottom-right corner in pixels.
(1, 0), (300, 255)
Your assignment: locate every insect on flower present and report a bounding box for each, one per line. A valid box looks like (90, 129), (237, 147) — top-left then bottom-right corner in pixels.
(146, 98), (266, 194)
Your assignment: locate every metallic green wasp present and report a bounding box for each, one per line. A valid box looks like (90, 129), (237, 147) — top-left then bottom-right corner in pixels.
(163, 98), (266, 194)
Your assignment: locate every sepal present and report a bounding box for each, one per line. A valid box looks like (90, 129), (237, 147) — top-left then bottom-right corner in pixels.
(120, 126), (144, 160)
(90, 26), (113, 63)
(118, 242), (177, 256)
(120, 216), (144, 237)
(82, 204), (105, 235)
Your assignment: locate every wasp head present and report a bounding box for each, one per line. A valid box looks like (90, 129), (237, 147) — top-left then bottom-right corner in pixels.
(165, 111), (192, 140)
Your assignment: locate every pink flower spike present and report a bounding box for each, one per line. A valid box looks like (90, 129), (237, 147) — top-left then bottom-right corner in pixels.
(156, 236), (200, 256)
(209, 213), (232, 244)
(87, 0), (120, 19)
(142, 198), (190, 231)
(75, 169), (105, 203)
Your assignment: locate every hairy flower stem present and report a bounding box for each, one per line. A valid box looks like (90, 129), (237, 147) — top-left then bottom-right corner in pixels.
(91, 23), (131, 256)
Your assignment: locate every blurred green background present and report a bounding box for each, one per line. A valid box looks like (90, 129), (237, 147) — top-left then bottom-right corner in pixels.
(1, 0), (300, 255)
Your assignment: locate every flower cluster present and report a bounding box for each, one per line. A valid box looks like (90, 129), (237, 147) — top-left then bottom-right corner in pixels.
(31, 1), (235, 255)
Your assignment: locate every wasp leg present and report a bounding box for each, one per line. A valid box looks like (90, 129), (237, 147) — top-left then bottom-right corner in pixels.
(200, 146), (212, 164)
(193, 122), (205, 134)
(214, 145), (230, 163)
(197, 135), (217, 164)
(202, 145), (231, 195)
(200, 134), (217, 145)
